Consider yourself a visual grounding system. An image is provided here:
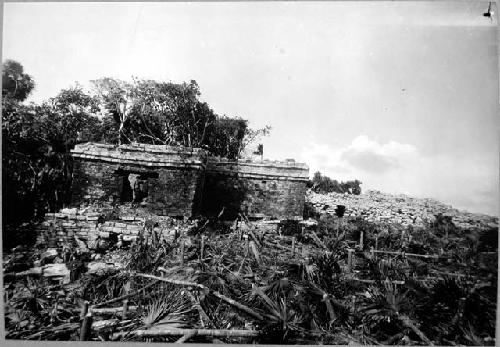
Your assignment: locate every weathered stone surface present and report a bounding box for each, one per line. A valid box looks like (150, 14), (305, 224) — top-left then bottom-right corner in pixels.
(41, 248), (59, 263)
(98, 231), (110, 238)
(87, 261), (121, 274)
(307, 190), (498, 229)
(123, 235), (137, 242)
(70, 142), (309, 220)
(36, 143), (310, 250)
(203, 157), (309, 219)
(71, 143), (207, 217)
(121, 215), (135, 221)
(43, 264), (71, 284)
(126, 224), (141, 230)
(71, 142), (206, 168)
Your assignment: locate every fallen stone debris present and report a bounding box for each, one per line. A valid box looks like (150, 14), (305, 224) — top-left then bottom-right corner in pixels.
(307, 190), (498, 230)
(3, 192), (498, 345)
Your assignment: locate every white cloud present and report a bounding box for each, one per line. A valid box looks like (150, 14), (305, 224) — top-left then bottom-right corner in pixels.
(341, 135), (418, 173)
(300, 135), (417, 178)
(300, 135), (498, 215)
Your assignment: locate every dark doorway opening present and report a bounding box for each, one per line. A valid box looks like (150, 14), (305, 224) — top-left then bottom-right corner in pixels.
(121, 176), (133, 202)
(116, 169), (159, 203)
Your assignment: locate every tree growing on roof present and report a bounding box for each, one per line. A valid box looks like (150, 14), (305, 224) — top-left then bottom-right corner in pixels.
(91, 77), (134, 145)
(91, 77), (270, 159)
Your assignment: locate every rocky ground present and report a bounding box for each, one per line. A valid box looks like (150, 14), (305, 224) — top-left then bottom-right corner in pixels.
(307, 190), (498, 230)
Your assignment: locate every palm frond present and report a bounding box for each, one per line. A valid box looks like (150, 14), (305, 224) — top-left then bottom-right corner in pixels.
(141, 288), (194, 329)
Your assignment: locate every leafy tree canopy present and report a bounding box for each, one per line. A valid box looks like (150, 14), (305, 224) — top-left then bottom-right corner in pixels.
(310, 171), (362, 195)
(2, 59), (35, 102)
(91, 77), (270, 159)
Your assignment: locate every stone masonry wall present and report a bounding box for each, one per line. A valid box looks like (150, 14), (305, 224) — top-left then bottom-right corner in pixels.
(203, 174), (307, 219)
(147, 168), (205, 217)
(240, 178), (307, 219)
(71, 160), (121, 203)
(70, 143), (207, 218)
(203, 158), (309, 220)
(36, 210), (144, 249)
(70, 143), (309, 220)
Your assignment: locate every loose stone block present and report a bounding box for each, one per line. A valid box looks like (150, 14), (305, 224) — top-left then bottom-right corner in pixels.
(98, 231), (110, 238)
(43, 264), (71, 284)
(121, 215), (135, 221)
(123, 235), (137, 242)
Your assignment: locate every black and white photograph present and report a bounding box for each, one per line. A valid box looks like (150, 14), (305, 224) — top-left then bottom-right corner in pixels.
(2, 1), (498, 345)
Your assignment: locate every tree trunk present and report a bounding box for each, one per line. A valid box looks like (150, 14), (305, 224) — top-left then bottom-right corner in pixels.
(118, 121), (124, 145)
(133, 328), (259, 338)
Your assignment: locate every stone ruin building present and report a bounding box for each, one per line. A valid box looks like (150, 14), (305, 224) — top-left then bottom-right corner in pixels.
(70, 143), (207, 218)
(70, 142), (309, 220)
(34, 142), (309, 283)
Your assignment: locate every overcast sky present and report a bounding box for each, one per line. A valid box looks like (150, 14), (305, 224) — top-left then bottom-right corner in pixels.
(3, 1), (498, 215)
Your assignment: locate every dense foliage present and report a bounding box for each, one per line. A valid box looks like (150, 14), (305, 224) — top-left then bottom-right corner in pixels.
(3, 84), (101, 239)
(308, 171), (362, 195)
(2, 60), (270, 249)
(90, 77), (270, 159)
(2, 59), (35, 102)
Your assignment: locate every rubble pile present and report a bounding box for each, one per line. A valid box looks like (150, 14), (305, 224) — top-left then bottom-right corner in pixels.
(23, 204), (319, 286)
(18, 204), (205, 285)
(35, 204), (197, 251)
(37, 210), (142, 247)
(307, 190), (498, 230)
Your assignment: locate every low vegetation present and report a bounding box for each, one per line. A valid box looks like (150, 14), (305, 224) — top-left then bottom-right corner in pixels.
(3, 208), (497, 345)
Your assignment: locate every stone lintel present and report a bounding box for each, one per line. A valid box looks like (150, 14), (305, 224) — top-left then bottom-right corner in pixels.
(71, 142), (207, 170)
